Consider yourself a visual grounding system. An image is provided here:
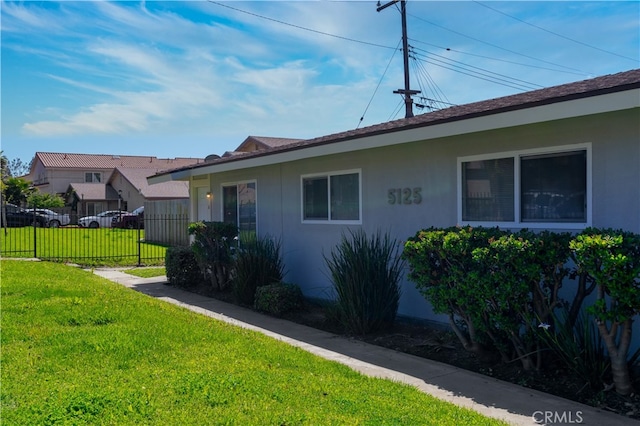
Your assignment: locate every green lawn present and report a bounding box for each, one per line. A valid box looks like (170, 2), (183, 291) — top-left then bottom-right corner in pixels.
(0, 227), (166, 267)
(123, 267), (166, 278)
(1, 261), (506, 425)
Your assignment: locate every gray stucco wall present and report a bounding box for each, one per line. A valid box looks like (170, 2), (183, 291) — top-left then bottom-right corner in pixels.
(199, 108), (639, 340)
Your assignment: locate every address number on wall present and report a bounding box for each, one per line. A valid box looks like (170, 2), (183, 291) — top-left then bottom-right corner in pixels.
(388, 187), (422, 205)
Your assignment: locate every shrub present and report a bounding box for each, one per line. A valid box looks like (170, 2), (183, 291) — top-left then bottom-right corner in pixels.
(570, 228), (640, 396)
(254, 282), (303, 317)
(325, 229), (404, 335)
(403, 226), (505, 356)
(232, 235), (284, 305)
(165, 246), (203, 288)
(471, 232), (544, 370)
(188, 221), (238, 291)
(526, 230), (574, 327)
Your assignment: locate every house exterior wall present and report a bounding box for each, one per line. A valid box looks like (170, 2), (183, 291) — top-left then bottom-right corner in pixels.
(197, 107), (639, 337)
(35, 167), (114, 196)
(110, 174), (145, 212)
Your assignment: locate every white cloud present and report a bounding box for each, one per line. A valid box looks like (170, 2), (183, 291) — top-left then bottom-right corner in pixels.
(3, 0), (638, 162)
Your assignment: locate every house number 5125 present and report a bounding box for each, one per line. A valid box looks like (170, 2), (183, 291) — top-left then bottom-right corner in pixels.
(388, 187), (422, 205)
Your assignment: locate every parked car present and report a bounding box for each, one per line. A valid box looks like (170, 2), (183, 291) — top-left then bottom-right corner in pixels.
(78, 210), (128, 228)
(34, 208), (71, 228)
(1, 203), (48, 227)
(112, 206), (144, 229)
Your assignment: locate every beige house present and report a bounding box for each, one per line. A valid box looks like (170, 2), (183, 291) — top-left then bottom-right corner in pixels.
(26, 153), (204, 217)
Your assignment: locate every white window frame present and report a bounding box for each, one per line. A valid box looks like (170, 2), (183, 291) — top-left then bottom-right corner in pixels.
(301, 169), (362, 225)
(457, 143), (592, 229)
(220, 179), (258, 234)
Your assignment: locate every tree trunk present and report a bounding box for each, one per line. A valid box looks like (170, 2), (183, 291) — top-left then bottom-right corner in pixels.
(448, 314), (484, 355)
(597, 318), (634, 396)
(567, 272), (595, 330)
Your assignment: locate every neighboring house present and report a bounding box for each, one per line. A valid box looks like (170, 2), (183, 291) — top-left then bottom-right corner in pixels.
(227, 136), (304, 156)
(107, 167), (192, 210)
(25, 153), (204, 217)
(149, 70), (640, 334)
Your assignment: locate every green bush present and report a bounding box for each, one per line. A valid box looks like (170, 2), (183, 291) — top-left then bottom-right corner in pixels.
(325, 229), (404, 335)
(232, 235), (284, 305)
(570, 228), (640, 396)
(404, 225), (640, 383)
(165, 246), (203, 288)
(188, 221), (238, 291)
(404, 227), (576, 370)
(402, 226), (505, 356)
(471, 232), (544, 370)
(254, 282), (303, 316)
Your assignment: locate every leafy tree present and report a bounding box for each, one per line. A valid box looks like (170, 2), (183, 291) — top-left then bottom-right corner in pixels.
(8, 157), (31, 177)
(570, 229), (640, 396)
(26, 192), (65, 208)
(0, 151), (9, 180)
(3, 177), (33, 206)
(0, 152), (31, 179)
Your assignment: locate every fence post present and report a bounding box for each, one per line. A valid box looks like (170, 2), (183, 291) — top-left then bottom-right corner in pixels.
(137, 225), (142, 266)
(33, 205), (37, 258)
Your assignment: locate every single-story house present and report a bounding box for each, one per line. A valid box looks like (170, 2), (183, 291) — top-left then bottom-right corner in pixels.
(149, 69), (639, 336)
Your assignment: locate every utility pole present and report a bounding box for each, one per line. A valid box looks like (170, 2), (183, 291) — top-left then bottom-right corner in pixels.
(377, 0), (420, 118)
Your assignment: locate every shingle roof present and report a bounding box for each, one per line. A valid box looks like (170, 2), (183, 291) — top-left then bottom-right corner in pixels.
(248, 136), (303, 148)
(152, 68), (640, 178)
(67, 183), (119, 201)
(34, 153), (204, 171)
(226, 136), (304, 157)
(113, 168), (189, 199)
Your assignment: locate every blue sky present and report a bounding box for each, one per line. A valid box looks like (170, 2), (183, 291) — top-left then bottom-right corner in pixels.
(2, 1), (638, 164)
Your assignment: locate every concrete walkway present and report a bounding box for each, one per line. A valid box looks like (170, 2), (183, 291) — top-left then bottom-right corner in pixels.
(92, 269), (636, 426)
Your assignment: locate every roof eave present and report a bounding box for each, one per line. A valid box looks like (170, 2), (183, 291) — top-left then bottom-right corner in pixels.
(148, 86), (640, 184)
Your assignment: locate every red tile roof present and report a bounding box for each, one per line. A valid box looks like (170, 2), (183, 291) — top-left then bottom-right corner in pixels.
(34, 153), (204, 171)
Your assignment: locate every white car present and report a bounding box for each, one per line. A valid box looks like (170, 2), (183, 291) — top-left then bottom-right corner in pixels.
(34, 208), (71, 228)
(78, 210), (128, 228)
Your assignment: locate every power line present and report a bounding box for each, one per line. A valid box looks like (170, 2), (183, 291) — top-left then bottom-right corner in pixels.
(410, 58), (452, 111)
(208, 1), (396, 51)
(411, 46), (543, 91)
(409, 38), (587, 77)
(407, 12), (593, 75)
(357, 39), (402, 129)
(387, 99), (405, 122)
(208, 1), (598, 85)
(473, 0), (639, 63)
(411, 50), (539, 92)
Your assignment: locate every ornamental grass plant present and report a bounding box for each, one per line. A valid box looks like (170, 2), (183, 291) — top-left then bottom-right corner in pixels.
(325, 229), (405, 335)
(232, 235), (284, 305)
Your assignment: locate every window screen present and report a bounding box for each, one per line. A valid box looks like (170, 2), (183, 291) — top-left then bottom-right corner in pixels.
(521, 151), (586, 222)
(462, 157), (514, 222)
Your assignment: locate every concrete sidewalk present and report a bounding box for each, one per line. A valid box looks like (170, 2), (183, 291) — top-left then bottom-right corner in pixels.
(93, 269), (635, 426)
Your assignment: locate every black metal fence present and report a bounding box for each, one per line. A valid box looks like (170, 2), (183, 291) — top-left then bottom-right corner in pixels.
(0, 214), (190, 266)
